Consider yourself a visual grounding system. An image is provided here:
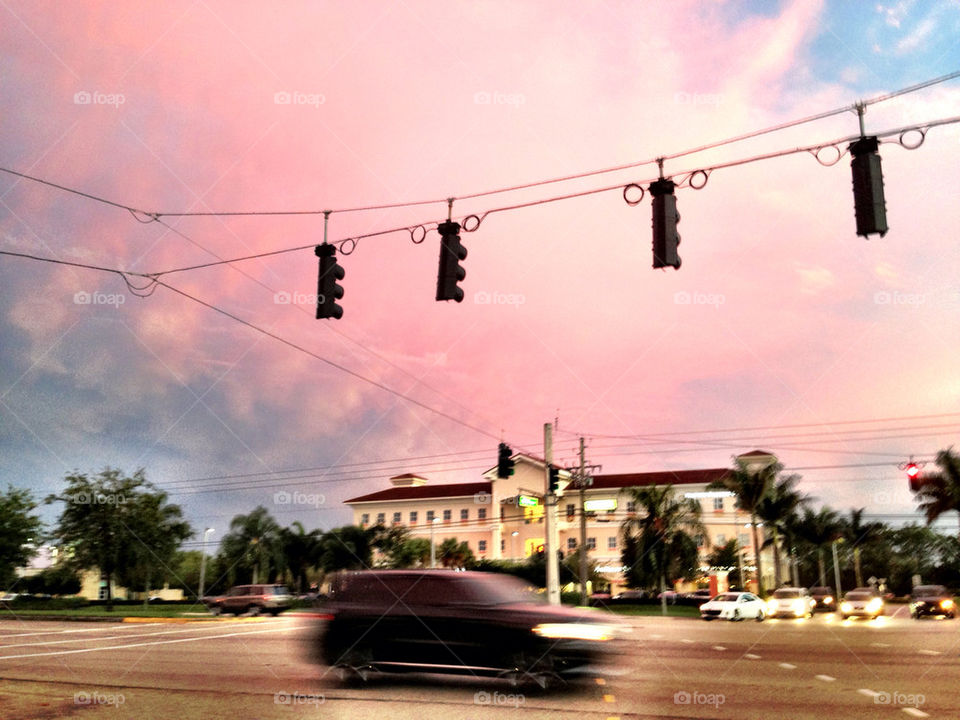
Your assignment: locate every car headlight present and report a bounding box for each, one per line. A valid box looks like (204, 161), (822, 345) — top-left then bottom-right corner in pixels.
(824, 596), (833, 604)
(840, 602), (852, 613)
(532, 623), (617, 641)
(866, 598), (883, 613)
(792, 600), (805, 614)
(940, 599), (954, 610)
(767, 600), (778, 613)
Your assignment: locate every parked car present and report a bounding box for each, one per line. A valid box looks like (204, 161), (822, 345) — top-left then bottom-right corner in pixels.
(839, 588), (884, 620)
(700, 592), (766, 621)
(203, 584), (293, 616)
(682, 589), (714, 605)
(809, 586), (836, 612)
(767, 587), (815, 619)
(909, 585), (956, 619)
(318, 570), (628, 686)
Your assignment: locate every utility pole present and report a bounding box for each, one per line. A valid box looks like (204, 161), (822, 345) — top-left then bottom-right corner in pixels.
(831, 540), (843, 597)
(544, 423), (560, 605)
(578, 437), (589, 605)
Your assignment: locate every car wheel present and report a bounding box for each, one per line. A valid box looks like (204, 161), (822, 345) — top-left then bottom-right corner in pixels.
(702, 616), (714, 621)
(732, 609), (740, 621)
(247, 605), (261, 617)
(841, 614), (849, 620)
(755, 609), (765, 622)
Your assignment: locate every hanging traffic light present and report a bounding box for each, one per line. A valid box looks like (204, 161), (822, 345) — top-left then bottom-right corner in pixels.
(497, 443), (515, 478)
(849, 136), (888, 238)
(436, 220), (467, 302)
(906, 462), (922, 492)
(315, 243), (345, 320)
(548, 466), (560, 493)
(650, 178), (681, 269)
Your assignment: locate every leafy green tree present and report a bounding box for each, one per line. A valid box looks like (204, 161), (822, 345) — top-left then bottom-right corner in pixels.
(619, 485), (705, 610)
(317, 525), (374, 572)
(0, 486), (43, 590)
(389, 537), (432, 568)
(913, 447), (960, 540)
(842, 508), (885, 588)
(706, 539), (743, 587)
(219, 507), (283, 585)
(24, 564), (82, 595)
(368, 524), (410, 567)
(794, 506), (842, 587)
(280, 521), (320, 592)
(438, 537), (474, 568)
(756, 474), (807, 587)
(46, 468), (191, 610)
(710, 457), (778, 596)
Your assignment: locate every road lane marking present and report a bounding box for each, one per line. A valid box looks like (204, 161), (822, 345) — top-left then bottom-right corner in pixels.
(603, 694), (615, 703)
(815, 674), (836, 682)
(680, 639), (694, 644)
(902, 708), (929, 718)
(0, 624), (309, 660)
(917, 649), (940, 655)
(0, 626), (134, 638)
(744, 653), (761, 659)
(712, 645), (726, 651)
(650, 634), (663, 639)
(779, 662), (796, 669)
(858, 689), (880, 698)
(871, 642), (891, 647)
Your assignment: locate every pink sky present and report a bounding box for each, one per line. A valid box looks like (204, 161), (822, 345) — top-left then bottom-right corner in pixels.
(1, 0), (959, 535)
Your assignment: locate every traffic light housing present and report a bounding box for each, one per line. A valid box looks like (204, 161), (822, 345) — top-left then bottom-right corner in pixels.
(650, 178), (681, 269)
(497, 443), (515, 478)
(849, 136), (888, 238)
(906, 462), (922, 492)
(314, 244), (345, 319)
(548, 465), (560, 493)
(436, 220), (467, 302)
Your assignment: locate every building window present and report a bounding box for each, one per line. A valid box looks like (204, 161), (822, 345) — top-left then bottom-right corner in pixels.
(393, 512), (401, 525)
(478, 508), (486, 520)
(627, 501), (636, 514)
(361, 513), (369, 526)
(713, 497), (724, 511)
(500, 539), (505, 552)
(460, 508), (469, 521)
(478, 540), (487, 553)
(443, 509), (452, 523)
(739, 533), (750, 547)
(586, 537), (596, 550)
(567, 538), (577, 551)
(426, 510), (435, 523)
(607, 536), (617, 550)
(716, 533), (726, 545)
(376, 512), (385, 525)
(565, 503), (575, 519)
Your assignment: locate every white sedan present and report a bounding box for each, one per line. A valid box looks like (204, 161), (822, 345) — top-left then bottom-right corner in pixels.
(700, 592), (767, 621)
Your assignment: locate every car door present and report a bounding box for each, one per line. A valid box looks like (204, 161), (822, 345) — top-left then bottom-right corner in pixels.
(741, 593), (759, 617)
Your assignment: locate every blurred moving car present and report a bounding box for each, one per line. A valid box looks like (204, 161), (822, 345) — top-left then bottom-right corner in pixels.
(809, 586), (836, 612)
(682, 589), (714, 604)
(699, 592), (766, 621)
(767, 587), (815, 619)
(839, 588), (884, 619)
(318, 570), (628, 686)
(909, 585), (956, 619)
(203, 584), (293, 616)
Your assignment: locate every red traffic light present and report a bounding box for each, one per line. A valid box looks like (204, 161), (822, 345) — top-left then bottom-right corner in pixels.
(906, 463), (920, 479)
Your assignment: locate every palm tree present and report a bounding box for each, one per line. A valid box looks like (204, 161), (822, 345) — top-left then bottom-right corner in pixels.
(221, 506), (283, 584)
(757, 474), (808, 587)
(619, 485), (706, 613)
(913, 447), (960, 541)
(279, 521), (320, 593)
(795, 507), (842, 586)
(710, 456), (779, 596)
(843, 509), (884, 588)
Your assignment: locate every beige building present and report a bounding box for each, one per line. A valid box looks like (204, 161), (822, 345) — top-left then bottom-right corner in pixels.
(345, 451), (778, 593)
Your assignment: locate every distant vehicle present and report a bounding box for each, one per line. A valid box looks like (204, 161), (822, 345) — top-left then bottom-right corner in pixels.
(840, 589), (884, 620)
(809, 586), (836, 612)
(611, 589), (648, 604)
(700, 592), (766, 621)
(909, 585), (956, 619)
(318, 570), (629, 686)
(0, 593), (19, 602)
(682, 589), (714, 604)
(203, 584), (293, 616)
(657, 590), (678, 604)
(766, 587), (815, 619)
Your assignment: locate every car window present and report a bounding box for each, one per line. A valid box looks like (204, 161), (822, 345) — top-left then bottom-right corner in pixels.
(773, 589), (800, 598)
(714, 593), (739, 602)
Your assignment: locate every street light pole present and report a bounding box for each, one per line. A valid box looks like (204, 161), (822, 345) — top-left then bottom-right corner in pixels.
(511, 530), (519, 559)
(430, 518), (440, 568)
(198, 527), (214, 600)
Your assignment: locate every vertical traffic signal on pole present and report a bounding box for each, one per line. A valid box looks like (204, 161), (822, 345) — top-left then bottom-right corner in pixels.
(906, 462), (922, 492)
(849, 135), (888, 238)
(315, 243), (344, 320)
(548, 465), (560, 493)
(435, 220), (467, 302)
(650, 178), (681, 269)
(497, 443), (515, 478)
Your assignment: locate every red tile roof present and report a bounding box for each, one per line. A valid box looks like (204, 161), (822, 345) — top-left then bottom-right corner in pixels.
(346, 481), (492, 504)
(587, 467), (731, 490)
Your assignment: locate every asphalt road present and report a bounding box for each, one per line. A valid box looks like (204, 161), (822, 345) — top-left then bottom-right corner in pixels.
(0, 611), (957, 719)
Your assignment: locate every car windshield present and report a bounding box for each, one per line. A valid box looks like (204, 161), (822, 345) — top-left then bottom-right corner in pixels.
(845, 592), (872, 600)
(773, 589), (801, 598)
(713, 593), (740, 602)
(268, 586), (290, 595)
(810, 587), (831, 594)
(458, 574), (544, 605)
(913, 586), (945, 595)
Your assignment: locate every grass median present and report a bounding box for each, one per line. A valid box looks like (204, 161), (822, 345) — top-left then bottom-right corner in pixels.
(600, 603), (702, 618)
(0, 604), (215, 619)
